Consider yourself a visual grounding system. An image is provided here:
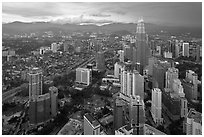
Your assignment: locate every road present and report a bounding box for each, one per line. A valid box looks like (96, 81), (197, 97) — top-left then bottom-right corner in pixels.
(2, 83), (28, 103)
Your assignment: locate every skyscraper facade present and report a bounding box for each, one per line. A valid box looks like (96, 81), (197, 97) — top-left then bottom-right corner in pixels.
(84, 113), (101, 135)
(185, 109), (202, 135)
(29, 86), (58, 125)
(129, 96), (145, 135)
(185, 70), (198, 100)
(182, 42), (190, 57)
(113, 96), (127, 131)
(76, 68), (92, 86)
(28, 67), (43, 99)
(121, 69), (144, 99)
(151, 88), (163, 125)
(118, 50), (125, 62)
(96, 51), (105, 71)
(166, 67), (179, 90)
(123, 45), (132, 61)
(134, 18), (149, 74)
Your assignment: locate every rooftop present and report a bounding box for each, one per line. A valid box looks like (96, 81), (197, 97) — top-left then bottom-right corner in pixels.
(84, 113), (100, 128)
(144, 124), (166, 135)
(187, 109), (202, 124)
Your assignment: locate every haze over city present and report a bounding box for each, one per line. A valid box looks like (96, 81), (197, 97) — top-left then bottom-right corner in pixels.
(2, 2), (202, 27)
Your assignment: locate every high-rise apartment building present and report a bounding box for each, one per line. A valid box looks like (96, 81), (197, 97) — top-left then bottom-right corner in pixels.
(76, 68), (92, 86)
(28, 67), (43, 99)
(121, 69), (144, 99)
(182, 42), (190, 57)
(151, 88), (163, 125)
(84, 113), (100, 135)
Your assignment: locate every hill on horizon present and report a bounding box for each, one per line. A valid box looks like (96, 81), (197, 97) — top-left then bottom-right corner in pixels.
(2, 21), (202, 38)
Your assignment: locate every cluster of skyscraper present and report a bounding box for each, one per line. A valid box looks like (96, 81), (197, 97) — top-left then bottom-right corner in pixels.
(152, 39), (201, 61)
(111, 18), (164, 135)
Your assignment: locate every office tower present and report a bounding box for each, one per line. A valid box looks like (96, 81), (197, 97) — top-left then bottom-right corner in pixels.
(155, 46), (161, 56)
(29, 94), (51, 125)
(185, 109), (202, 135)
(135, 18), (149, 74)
(175, 40), (180, 58)
(166, 67), (179, 89)
(121, 70), (127, 95)
(153, 61), (171, 90)
(76, 68), (92, 86)
(118, 50), (125, 62)
(144, 57), (157, 76)
(49, 86), (58, 116)
(132, 70), (144, 99)
(29, 86), (58, 125)
(151, 88), (163, 125)
(185, 70), (198, 100)
(127, 72), (133, 97)
(96, 51), (105, 71)
(63, 42), (69, 52)
(153, 64), (165, 90)
(51, 43), (58, 52)
(132, 46), (137, 65)
(28, 67), (43, 99)
(123, 45), (132, 61)
(172, 79), (185, 97)
(114, 62), (124, 79)
(170, 41), (176, 58)
(113, 96), (126, 131)
(182, 42), (190, 57)
(180, 97), (188, 118)
(162, 89), (181, 121)
(196, 45), (200, 62)
(84, 113), (100, 135)
(129, 96), (145, 135)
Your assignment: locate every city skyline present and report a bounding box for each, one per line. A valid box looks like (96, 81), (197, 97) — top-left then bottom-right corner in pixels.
(2, 2), (202, 135)
(2, 2), (202, 27)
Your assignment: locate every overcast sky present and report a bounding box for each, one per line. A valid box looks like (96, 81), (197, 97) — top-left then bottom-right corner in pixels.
(2, 2), (202, 27)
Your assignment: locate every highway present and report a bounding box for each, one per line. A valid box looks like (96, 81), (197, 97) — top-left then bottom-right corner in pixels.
(2, 83), (28, 103)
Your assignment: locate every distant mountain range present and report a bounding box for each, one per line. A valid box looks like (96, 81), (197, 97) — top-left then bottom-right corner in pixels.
(2, 21), (202, 37)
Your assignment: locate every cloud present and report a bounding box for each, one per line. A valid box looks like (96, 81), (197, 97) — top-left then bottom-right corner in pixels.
(2, 2), (62, 17)
(50, 14), (114, 26)
(2, 2), (202, 27)
(90, 13), (111, 17)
